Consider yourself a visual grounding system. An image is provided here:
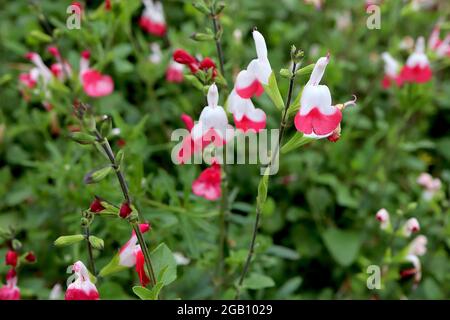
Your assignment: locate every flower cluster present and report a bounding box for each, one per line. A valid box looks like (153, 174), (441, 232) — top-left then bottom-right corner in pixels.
(381, 37), (432, 88)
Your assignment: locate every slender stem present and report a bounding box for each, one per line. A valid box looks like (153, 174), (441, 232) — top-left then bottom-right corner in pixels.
(210, 5), (229, 295)
(93, 129), (156, 287)
(133, 223), (157, 286)
(84, 226), (96, 275)
(235, 62), (297, 299)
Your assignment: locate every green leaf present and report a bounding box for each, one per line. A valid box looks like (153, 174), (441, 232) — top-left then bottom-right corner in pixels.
(321, 228), (362, 267)
(263, 72), (284, 111)
(242, 273), (275, 290)
(150, 243), (177, 286)
(98, 252), (128, 277)
(88, 236), (104, 250)
(281, 132), (314, 154)
(29, 30), (52, 43)
(54, 235), (85, 247)
(84, 166), (113, 184)
(267, 245), (300, 260)
(132, 282), (164, 300)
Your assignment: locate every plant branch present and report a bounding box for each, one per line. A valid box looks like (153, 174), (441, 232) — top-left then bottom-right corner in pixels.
(235, 62), (297, 299)
(84, 226), (96, 275)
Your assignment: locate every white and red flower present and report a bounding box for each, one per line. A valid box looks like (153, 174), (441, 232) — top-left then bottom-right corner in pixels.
(65, 261), (99, 300)
(375, 208), (390, 230)
(0, 269), (20, 300)
(402, 217), (420, 237)
(429, 24), (450, 58)
(398, 37), (432, 84)
(294, 54), (356, 139)
(234, 30), (271, 99)
(417, 172), (442, 200)
(191, 84), (234, 147)
(48, 46), (72, 82)
(118, 223), (151, 286)
(408, 235), (427, 256)
(79, 50), (114, 97)
(228, 90), (266, 133)
(381, 52), (401, 88)
(139, 0), (167, 37)
(400, 254), (422, 283)
(19, 68), (39, 89)
(192, 162), (221, 201)
(166, 61), (184, 83)
(173, 49), (218, 78)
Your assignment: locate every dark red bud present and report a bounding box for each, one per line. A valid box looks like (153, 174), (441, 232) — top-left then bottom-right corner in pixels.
(119, 202), (132, 218)
(6, 268), (16, 281)
(25, 252), (36, 263)
(89, 197), (105, 213)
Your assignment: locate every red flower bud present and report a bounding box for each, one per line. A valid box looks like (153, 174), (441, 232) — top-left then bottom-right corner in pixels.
(48, 46), (60, 58)
(89, 197), (105, 213)
(6, 268), (16, 281)
(173, 49), (199, 73)
(5, 250), (18, 267)
(119, 202), (132, 218)
(81, 50), (90, 59)
(181, 114), (194, 131)
(25, 252), (36, 263)
(105, 0), (111, 10)
(117, 138), (126, 148)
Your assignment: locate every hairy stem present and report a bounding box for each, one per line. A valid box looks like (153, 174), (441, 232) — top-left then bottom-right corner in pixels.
(93, 129), (156, 287)
(84, 226), (96, 275)
(235, 62), (297, 299)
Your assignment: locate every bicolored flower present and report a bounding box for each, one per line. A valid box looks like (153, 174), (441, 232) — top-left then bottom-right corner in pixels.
(399, 37), (432, 84)
(139, 0), (167, 37)
(25, 52), (53, 84)
(79, 50), (114, 97)
(294, 55), (356, 139)
(192, 163), (221, 201)
(408, 235), (427, 256)
(428, 24), (450, 58)
(0, 269), (20, 300)
(375, 208), (390, 230)
(191, 84), (234, 147)
(234, 30), (271, 99)
(48, 46), (72, 82)
(19, 68), (39, 89)
(65, 261), (99, 300)
(166, 61), (184, 83)
(381, 52), (401, 88)
(176, 114), (210, 165)
(402, 217), (420, 237)
(417, 172), (441, 200)
(228, 90), (266, 132)
(118, 223), (151, 286)
(400, 254), (422, 283)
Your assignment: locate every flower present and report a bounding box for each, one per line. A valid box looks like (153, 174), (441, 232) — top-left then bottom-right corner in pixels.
(173, 252), (190, 266)
(400, 254), (422, 283)
(79, 50), (114, 97)
(402, 217), (420, 237)
(294, 54), (356, 139)
(176, 114), (210, 165)
(19, 68), (39, 89)
(381, 52), (401, 88)
(191, 84), (234, 147)
(429, 24), (450, 58)
(417, 172), (441, 200)
(398, 37), (432, 84)
(25, 52), (52, 83)
(65, 261), (99, 300)
(192, 163), (221, 201)
(166, 61), (184, 83)
(105, 0), (112, 10)
(5, 250), (18, 268)
(375, 208), (390, 230)
(119, 202), (133, 219)
(49, 283), (63, 300)
(139, 0), (167, 37)
(118, 223), (151, 286)
(0, 269), (20, 300)
(228, 90), (266, 132)
(173, 49), (217, 77)
(149, 43), (162, 64)
(47, 46), (72, 82)
(408, 235), (427, 256)
(89, 197), (105, 213)
(234, 30), (271, 99)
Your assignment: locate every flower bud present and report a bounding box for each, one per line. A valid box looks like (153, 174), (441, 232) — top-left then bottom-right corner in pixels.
(84, 166), (113, 184)
(5, 250), (18, 267)
(402, 217), (420, 237)
(54, 235), (85, 247)
(25, 251), (37, 263)
(191, 32), (215, 42)
(119, 202), (133, 219)
(89, 197), (106, 213)
(88, 236), (104, 250)
(70, 132), (97, 145)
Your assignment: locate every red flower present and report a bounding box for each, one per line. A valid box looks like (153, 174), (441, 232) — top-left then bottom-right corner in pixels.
(25, 252), (36, 263)
(173, 49), (217, 77)
(135, 249), (150, 286)
(5, 250), (18, 268)
(192, 163), (222, 201)
(105, 0), (111, 10)
(0, 269), (20, 300)
(89, 197), (105, 213)
(119, 202), (132, 218)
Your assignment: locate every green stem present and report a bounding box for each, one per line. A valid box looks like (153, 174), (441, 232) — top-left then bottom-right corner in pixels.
(84, 226), (96, 275)
(235, 62), (297, 299)
(133, 222), (157, 286)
